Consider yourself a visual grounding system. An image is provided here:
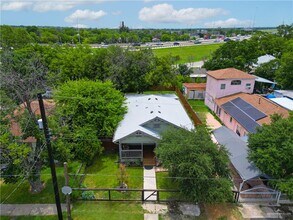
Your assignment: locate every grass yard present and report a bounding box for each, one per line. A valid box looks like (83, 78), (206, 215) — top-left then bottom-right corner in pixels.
(71, 201), (144, 220)
(188, 100), (209, 123)
(82, 153), (143, 200)
(152, 44), (222, 64)
(156, 172), (180, 201)
(0, 162), (81, 204)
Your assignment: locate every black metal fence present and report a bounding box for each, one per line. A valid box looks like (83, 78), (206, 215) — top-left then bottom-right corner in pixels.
(72, 187), (181, 202)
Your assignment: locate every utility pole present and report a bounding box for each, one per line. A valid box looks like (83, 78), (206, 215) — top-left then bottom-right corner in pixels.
(63, 162), (72, 220)
(37, 93), (63, 220)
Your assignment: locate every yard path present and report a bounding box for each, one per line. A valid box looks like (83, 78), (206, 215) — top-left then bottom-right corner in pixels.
(0, 204), (67, 216)
(205, 112), (222, 130)
(143, 166), (157, 201)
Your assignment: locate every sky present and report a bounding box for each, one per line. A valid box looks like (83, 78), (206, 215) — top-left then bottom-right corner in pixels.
(1, 0), (293, 29)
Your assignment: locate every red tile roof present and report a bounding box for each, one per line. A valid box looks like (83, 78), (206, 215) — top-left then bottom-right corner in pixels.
(207, 68), (256, 80)
(183, 83), (206, 91)
(215, 93), (289, 125)
(10, 100), (55, 143)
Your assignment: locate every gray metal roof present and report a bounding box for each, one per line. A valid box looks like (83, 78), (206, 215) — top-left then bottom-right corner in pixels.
(221, 101), (261, 133)
(213, 126), (263, 181)
(113, 94), (194, 142)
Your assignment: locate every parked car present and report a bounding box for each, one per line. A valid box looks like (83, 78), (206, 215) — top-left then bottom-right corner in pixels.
(194, 40), (201, 44)
(173, 42), (180, 46)
(132, 43), (141, 46)
(224, 38), (231, 42)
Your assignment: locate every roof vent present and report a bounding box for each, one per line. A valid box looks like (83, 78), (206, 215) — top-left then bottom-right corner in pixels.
(145, 107), (148, 109)
(158, 111), (161, 114)
(155, 98), (158, 100)
(148, 98), (151, 100)
(158, 105), (160, 108)
(150, 111), (153, 114)
(136, 105), (138, 107)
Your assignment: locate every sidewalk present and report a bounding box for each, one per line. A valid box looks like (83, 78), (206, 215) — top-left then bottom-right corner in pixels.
(0, 204), (67, 216)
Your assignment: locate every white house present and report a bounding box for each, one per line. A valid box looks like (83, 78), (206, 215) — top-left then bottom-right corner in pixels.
(113, 94), (194, 165)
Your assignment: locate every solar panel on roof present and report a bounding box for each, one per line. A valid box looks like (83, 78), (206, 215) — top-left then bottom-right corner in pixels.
(222, 102), (260, 133)
(230, 97), (266, 120)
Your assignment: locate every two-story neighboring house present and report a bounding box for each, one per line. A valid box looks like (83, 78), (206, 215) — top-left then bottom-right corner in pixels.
(204, 68), (289, 137)
(204, 68), (256, 113)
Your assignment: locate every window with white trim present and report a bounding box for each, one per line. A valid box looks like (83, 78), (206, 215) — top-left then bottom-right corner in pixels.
(231, 80), (241, 85)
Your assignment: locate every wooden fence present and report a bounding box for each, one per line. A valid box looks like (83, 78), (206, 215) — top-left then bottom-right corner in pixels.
(175, 88), (202, 125)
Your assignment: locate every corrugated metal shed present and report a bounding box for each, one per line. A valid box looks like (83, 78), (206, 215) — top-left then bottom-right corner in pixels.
(213, 126), (264, 181)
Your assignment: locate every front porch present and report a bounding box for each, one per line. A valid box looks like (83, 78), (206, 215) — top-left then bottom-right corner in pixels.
(119, 143), (156, 166)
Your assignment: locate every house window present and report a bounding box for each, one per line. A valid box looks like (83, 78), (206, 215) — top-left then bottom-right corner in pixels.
(135, 131), (142, 136)
(230, 117), (233, 123)
(246, 83), (251, 89)
(231, 80), (241, 85)
(220, 84), (226, 89)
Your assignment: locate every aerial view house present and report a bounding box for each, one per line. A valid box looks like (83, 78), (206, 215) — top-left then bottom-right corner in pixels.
(113, 94), (194, 166)
(182, 83), (206, 100)
(204, 68), (256, 112)
(214, 93), (289, 136)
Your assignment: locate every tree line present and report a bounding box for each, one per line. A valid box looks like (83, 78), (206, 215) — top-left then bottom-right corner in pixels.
(203, 24), (293, 89)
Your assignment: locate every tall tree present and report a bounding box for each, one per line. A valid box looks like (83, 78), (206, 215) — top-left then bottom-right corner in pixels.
(248, 114), (293, 198)
(0, 50), (48, 192)
(156, 126), (232, 203)
(203, 40), (259, 71)
(53, 79), (126, 165)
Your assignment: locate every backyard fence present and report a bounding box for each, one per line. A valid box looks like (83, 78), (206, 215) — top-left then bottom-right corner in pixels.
(175, 87), (202, 125)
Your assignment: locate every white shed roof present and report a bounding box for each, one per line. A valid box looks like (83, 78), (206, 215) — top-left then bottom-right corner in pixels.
(254, 54), (276, 67)
(269, 97), (293, 110)
(113, 94), (194, 142)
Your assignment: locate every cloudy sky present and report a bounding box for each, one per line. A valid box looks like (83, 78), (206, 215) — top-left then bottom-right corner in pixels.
(1, 0), (293, 28)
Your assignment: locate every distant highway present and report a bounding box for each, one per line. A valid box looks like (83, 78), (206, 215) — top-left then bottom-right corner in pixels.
(90, 35), (251, 50)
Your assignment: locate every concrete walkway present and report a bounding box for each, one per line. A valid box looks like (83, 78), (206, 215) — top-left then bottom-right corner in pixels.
(205, 112), (222, 130)
(143, 166), (157, 201)
(0, 204), (67, 216)
(143, 166), (159, 220)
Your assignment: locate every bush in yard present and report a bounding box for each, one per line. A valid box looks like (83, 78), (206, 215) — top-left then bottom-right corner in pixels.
(155, 126), (233, 203)
(82, 191), (95, 200)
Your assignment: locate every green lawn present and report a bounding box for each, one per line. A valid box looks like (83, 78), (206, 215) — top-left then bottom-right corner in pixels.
(156, 172), (180, 201)
(188, 100), (209, 123)
(71, 201), (144, 220)
(0, 161), (81, 204)
(82, 153), (143, 200)
(152, 44), (222, 64)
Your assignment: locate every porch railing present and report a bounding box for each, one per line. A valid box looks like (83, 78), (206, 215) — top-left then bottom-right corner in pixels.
(121, 150), (142, 159)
